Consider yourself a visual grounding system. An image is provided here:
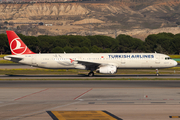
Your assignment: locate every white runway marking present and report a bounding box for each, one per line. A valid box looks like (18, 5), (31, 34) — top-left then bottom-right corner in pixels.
(7, 101), (81, 120)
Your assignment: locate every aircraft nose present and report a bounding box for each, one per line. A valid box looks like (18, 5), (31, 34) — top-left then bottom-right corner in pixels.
(174, 61), (178, 66)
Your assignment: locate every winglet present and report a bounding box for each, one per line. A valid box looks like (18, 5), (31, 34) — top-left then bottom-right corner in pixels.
(6, 31), (35, 55)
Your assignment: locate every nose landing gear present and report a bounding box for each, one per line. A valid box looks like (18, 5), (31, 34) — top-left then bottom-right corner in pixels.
(156, 69), (159, 76)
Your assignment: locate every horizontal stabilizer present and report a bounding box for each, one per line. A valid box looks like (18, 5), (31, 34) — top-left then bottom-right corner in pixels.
(3, 56), (23, 62)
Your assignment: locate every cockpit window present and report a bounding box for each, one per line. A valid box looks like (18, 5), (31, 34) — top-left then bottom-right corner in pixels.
(165, 57), (172, 60)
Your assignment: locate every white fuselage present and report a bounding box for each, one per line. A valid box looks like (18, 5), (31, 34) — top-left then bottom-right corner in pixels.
(4, 53), (177, 70)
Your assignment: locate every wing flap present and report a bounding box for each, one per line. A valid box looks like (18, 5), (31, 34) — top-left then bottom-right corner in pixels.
(77, 60), (101, 66)
(76, 60), (110, 70)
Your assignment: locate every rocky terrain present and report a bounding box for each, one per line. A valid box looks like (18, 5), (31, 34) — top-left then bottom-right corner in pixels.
(0, 0), (180, 40)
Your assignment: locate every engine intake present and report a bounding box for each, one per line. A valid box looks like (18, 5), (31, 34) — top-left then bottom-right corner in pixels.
(96, 65), (117, 74)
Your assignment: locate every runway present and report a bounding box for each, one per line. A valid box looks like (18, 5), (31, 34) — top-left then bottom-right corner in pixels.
(0, 80), (180, 120)
(0, 80), (180, 88)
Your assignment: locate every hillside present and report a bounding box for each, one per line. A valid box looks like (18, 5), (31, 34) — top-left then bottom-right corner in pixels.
(0, 0), (180, 40)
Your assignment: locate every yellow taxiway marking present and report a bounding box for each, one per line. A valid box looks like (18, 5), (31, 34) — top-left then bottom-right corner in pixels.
(169, 116), (180, 118)
(47, 111), (122, 120)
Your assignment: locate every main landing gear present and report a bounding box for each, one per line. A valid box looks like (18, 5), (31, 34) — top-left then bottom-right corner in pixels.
(156, 69), (159, 76)
(88, 71), (94, 77)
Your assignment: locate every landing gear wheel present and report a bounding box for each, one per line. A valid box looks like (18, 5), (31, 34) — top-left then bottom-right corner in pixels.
(156, 69), (159, 76)
(88, 72), (94, 77)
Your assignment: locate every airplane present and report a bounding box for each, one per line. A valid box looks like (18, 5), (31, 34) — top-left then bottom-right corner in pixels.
(3, 31), (178, 76)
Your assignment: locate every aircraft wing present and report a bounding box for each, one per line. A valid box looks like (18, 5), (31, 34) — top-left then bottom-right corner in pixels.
(77, 60), (101, 66)
(76, 60), (110, 70)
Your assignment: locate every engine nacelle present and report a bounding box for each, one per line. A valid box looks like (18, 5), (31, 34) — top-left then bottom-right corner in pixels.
(96, 65), (117, 74)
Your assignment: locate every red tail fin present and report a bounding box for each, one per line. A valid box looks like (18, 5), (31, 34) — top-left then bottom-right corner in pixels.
(6, 31), (35, 55)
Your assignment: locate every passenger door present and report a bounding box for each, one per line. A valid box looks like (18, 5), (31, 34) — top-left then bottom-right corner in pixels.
(155, 55), (160, 64)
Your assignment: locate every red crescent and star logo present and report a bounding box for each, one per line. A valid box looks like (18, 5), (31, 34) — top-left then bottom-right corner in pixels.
(10, 38), (27, 55)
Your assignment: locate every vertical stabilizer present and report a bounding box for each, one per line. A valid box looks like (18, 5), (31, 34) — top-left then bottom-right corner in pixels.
(6, 31), (35, 55)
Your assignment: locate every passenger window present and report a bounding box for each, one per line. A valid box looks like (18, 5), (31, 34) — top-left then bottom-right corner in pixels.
(165, 57), (172, 60)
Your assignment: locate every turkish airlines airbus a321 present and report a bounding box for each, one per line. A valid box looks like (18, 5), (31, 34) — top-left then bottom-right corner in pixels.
(3, 31), (178, 76)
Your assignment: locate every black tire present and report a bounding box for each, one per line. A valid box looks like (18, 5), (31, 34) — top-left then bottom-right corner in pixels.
(88, 72), (94, 77)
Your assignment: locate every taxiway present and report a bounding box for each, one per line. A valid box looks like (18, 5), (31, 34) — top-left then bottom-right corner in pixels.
(0, 80), (180, 120)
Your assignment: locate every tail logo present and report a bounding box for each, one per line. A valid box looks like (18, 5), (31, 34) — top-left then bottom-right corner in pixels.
(10, 38), (27, 55)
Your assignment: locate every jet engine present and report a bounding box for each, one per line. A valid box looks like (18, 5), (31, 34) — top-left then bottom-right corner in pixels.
(96, 65), (117, 74)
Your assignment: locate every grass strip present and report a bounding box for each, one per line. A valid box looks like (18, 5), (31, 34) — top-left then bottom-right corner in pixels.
(0, 60), (16, 64)
(0, 55), (7, 58)
(169, 55), (180, 58)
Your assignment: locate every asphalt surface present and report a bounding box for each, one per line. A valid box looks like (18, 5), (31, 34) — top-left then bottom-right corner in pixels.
(0, 74), (180, 79)
(0, 64), (180, 120)
(1, 88), (180, 120)
(0, 80), (180, 88)
(0, 80), (180, 120)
